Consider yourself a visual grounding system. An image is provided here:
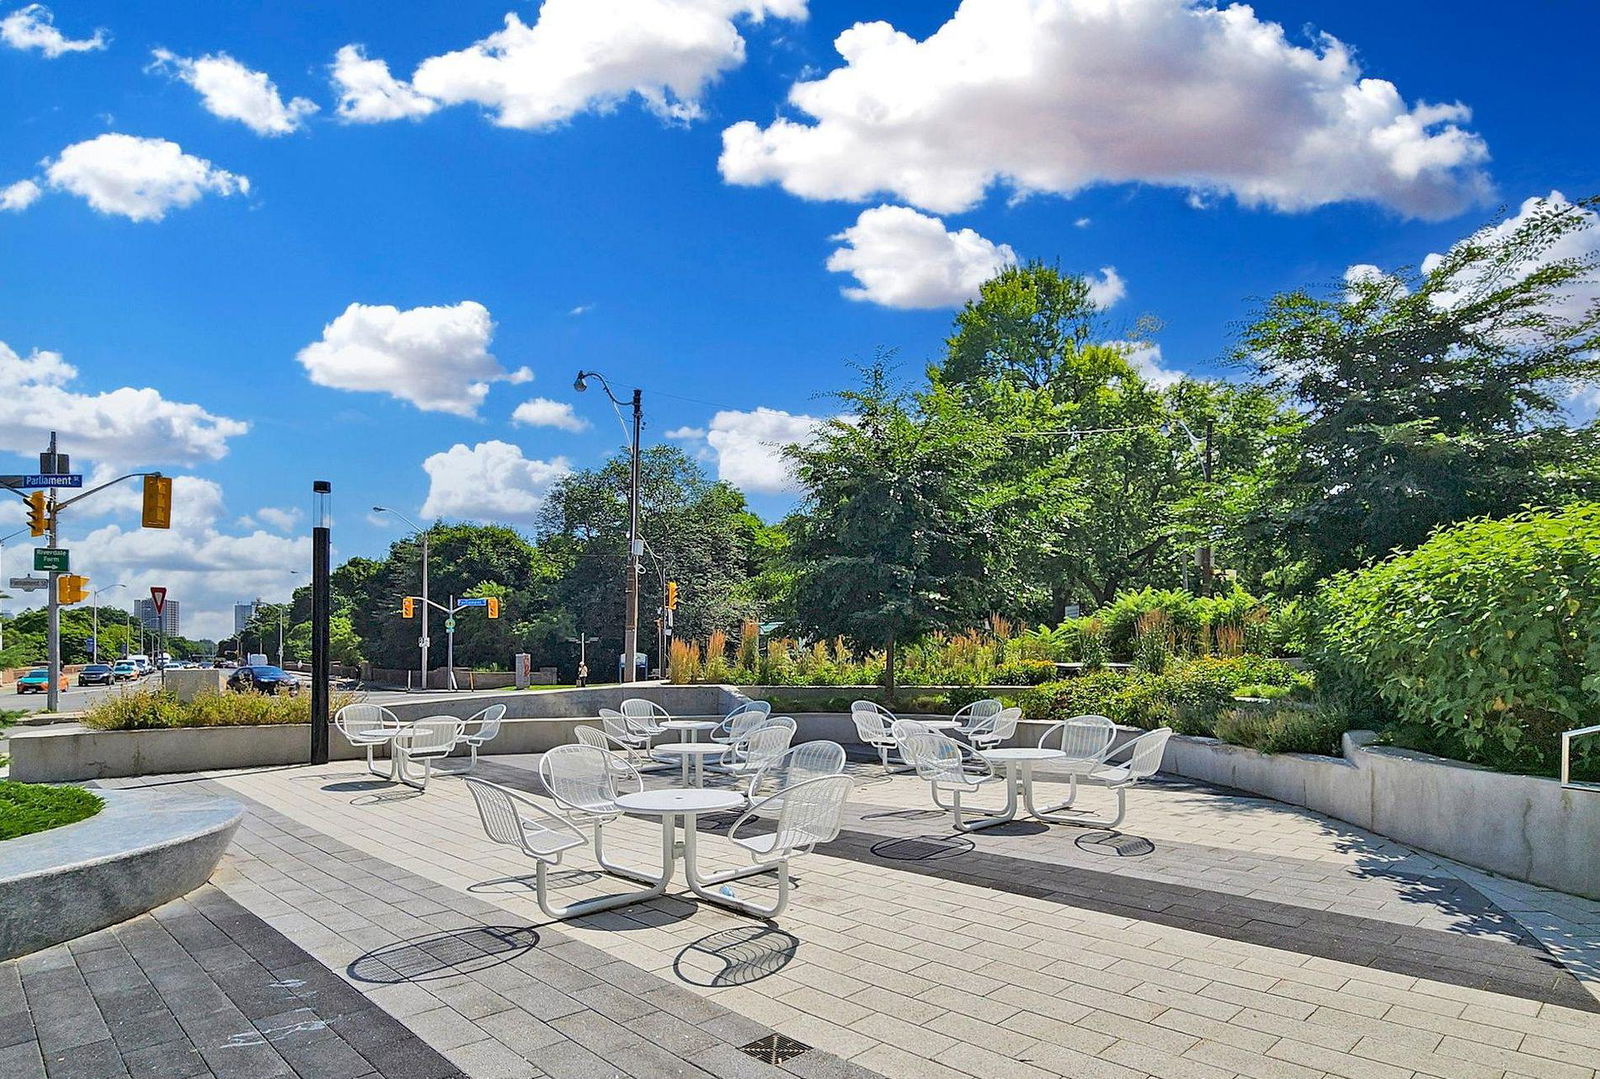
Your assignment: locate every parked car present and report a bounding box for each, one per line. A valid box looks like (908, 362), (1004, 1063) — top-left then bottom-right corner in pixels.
(227, 665), (301, 695)
(16, 668), (67, 694)
(111, 661), (139, 681)
(77, 664), (114, 686)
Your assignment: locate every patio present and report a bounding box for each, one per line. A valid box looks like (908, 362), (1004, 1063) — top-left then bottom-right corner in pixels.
(7, 748), (1600, 1079)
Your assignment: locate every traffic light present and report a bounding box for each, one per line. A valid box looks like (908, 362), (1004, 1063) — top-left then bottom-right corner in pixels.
(665, 580), (678, 610)
(486, 597), (500, 619)
(58, 574), (89, 605)
(27, 491), (48, 536)
(141, 474), (172, 529)
(402, 597), (415, 618)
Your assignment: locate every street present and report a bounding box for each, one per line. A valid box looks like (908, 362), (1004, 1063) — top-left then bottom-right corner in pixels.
(7, 677), (147, 715)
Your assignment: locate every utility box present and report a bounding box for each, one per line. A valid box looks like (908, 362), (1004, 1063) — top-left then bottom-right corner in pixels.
(514, 653), (531, 689)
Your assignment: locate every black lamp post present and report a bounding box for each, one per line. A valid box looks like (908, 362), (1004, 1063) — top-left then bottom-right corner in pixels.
(574, 370), (644, 682)
(310, 480), (331, 764)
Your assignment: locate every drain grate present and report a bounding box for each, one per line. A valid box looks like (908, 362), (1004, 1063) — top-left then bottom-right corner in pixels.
(1074, 830), (1156, 857)
(738, 1034), (811, 1063)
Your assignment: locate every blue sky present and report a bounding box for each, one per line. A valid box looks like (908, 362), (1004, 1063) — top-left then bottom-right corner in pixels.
(3, 0), (1597, 637)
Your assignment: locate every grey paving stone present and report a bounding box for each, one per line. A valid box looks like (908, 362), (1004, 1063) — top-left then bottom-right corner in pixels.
(0, 1038), (47, 1079)
(120, 1038), (211, 1079)
(40, 1035), (128, 1079)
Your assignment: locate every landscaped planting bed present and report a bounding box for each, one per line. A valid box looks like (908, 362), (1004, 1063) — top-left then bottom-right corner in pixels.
(0, 780), (102, 841)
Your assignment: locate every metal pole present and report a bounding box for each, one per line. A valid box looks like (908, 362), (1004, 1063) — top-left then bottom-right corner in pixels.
(310, 481), (331, 764)
(446, 594), (456, 691)
(1200, 419), (1215, 593)
(45, 433), (60, 713)
(421, 531), (430, 690)
(624, 389), (642, 682)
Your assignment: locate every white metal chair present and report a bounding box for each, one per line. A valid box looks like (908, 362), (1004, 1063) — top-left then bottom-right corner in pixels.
(619, 698), (671, 744)
(851, 702), (899, 773)
(720, 722), (796, 780)
(1033, 714), (1118, 805)
(538, 744), (655, 883)
(599, 708), (651, 765)
(745, 741), (847, 816)
(391, 717), (467, 790)
(334, 702), (403, 778)
(688, 775), (854, 918)
(1067, 727), (1172, 829)
(573, 725), (642, 779)
(711, 700), (773, 745)
(898, 733), (1005, 832)
(449, 703), (506, 773)
(464, 778), (669, 919)
(962, 706), (1022, 751)
(951, 698), (1003, 738)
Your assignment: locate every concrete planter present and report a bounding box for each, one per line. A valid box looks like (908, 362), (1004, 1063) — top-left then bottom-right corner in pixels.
(0, 787), (241, 960)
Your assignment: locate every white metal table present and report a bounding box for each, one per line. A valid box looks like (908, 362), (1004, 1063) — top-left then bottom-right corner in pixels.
(662, 719), (719, 743)
(969, 747), (1075, 831)
(615, 789), (763, 913)
(650, 742), (727, 787)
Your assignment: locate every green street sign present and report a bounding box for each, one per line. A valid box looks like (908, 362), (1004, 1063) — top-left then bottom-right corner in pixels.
(34, 547), (69, 572)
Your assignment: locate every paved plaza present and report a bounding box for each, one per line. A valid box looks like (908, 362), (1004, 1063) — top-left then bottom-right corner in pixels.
(6, 751), (1600, 1079)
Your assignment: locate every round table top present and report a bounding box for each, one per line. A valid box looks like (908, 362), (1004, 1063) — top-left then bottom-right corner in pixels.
(981, 747), (1067, 762)
(616, 789), (745, 815)
(919, 719), (959, 730)
(651, 741), (727, 756)
(663, 720), (718, 731)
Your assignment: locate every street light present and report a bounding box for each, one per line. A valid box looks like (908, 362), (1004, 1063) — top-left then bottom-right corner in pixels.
(373, 505), (430, 690)
(574, 370), (644, 683)
(89, 583), (126, 663)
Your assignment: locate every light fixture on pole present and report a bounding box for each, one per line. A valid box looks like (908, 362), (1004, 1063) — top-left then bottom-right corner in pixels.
(311, 481), (332, 765)
(89, 583), (126, 664)
(574, 370), (644, 683)
(374, 505), (430, 690)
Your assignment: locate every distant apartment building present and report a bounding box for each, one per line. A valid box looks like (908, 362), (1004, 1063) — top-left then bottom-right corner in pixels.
(135, 598), (181, 636)
(234, 601), (259, 635)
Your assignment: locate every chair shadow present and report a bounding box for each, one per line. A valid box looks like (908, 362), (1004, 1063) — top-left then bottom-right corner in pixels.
(322, 778), (391, 792)
(347, 926), (539, 984)
(469, 870), (602, 895)
(860, 808), (946, 821)
(1073, 829), (1156, 857)
(673, 925), (799, 987)
(349, 789), (423, 806)
(869, 834), (974, 861)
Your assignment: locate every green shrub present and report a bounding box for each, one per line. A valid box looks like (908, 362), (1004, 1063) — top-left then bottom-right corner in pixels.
(1102, 588), (1203, 658)
(1214, 707), (1348, 756)
(1233, 683), (1290, 700)
(82, 687), (359, 730)
(989, 659), (1056, 685)
(1016, 656), (1302, 736)
(1312, 503), (1600, 775)
(0, 780), (103, 841)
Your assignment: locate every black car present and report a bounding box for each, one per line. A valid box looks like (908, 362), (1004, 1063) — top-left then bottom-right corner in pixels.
(227, 665), (301, 695)
(77, 664), (115, 686)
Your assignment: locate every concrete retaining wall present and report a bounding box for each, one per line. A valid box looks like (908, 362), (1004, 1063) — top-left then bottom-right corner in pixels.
(0, 787), (241, 960)
(1157, 730), (1600, 901)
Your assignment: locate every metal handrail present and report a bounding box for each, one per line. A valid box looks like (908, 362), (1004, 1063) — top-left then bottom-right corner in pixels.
(1560, 724), (1600, 789)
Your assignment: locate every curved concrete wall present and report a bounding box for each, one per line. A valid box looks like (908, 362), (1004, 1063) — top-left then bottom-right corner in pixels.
(0, 787), (242, 960)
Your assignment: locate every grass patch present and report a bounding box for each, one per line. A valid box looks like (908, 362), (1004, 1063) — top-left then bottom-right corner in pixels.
(82, 687), (360, 731)
(0, 780), (103, 841)
(0, 708), (26, 728)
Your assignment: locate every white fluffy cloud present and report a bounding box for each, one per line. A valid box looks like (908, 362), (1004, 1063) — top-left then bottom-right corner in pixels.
(1084, 267), (1126, 308)
(826, 205), (1015, 309)
(150, 49), (317, 136)
(0, 340), (249, 468)
(703, 408), (825, 494)
(1, 4), (105, 57)
(420, 440), (571, 524)
(1, 178), (41, 212)
(329, 44), (439, 123)
(406, 0), (806, 130)
(42, 133), (248, 221)
(511, 397), (590, 432)
(296, 301), (532, 417)
(1122, 343), (1183, 388)
(254, 506), (302, 532)
(721, 0), (1490, 219)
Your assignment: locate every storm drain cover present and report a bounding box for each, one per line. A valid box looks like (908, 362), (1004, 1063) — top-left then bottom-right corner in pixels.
(738, 1034), (811, 1063)
(1074, 830), (1156, 857)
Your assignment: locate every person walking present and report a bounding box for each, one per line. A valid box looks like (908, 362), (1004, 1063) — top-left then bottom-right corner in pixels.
(576, 661), (588, 688)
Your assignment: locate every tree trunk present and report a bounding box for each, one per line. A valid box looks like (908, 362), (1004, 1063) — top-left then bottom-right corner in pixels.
(884, 630), (897, 700)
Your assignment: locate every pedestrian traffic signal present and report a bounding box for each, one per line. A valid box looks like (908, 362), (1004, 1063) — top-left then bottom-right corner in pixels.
(402, 597), (415, 618)
(486, 597), (500, 619)
(27, 491), (48, 536)
(665, 580), (678, 610)
(141, 474), (172, 529)
(58, 574), (89, 605)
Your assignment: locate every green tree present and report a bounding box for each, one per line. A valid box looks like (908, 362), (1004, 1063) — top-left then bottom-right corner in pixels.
(1235, 194), (1600, 583)
(786, 362), (1004, 693)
